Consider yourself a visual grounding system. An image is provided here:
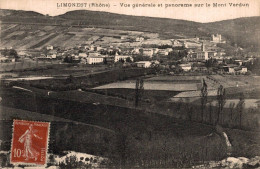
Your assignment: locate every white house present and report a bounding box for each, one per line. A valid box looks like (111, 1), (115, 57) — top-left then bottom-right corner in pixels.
(142, 48), (154, 57)
(114, 55), (133, 62)
(79, 53), (87, 58)
(47, 54), (56, 59)
(195, 51), (209, 60)
(87, 56), (104, 64)
(90, 45), (95, 51)
(157, 49), (169, 56)
(136, 61), (152, 68)
(240, 67), (247, 73)
(235, 66), (247, 74)
(136, 36), (144, 42)
(46, 45), (54, 50)
(179, 64), (192, 71)
(96, 46), (104, 51)
(223, 66), (235, 74)
(88, 52), (99, 57)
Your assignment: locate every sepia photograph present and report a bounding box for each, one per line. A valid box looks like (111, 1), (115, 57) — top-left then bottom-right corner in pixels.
(0, 0), (260, 168)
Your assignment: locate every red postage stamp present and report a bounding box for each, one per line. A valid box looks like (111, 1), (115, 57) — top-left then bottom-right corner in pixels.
(10, 120), (50, 165)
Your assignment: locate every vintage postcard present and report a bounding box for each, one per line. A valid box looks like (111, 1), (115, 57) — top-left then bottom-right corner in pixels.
(0, 0), (259, 168)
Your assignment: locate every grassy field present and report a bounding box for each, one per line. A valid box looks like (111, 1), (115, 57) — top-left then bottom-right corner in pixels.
(94, 81), (199, 91)
(16, 63), (110, 77)
(93, 75), (208, 91)
(0, 60), (52, 72)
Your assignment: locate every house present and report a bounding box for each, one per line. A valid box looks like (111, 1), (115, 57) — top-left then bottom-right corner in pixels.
(179, 64), (192, 71)
(235, 66), (247, 74)
(0, 56), (9, 63)
(121, 36), (128, 40)
(114, 55), (133, 62)
(88, 52), (99, 57)
(208, 51), (217, 58)
(87, 56), (104, 64)
(157, 49), (171, 56)
(80, 58), (87, 64)
(223, 65), (236, 74)
(235, 60), (243, 66)
(47, 54), (56, 59)
(194, 51), (209, 60)
(151, 60), (160, 65)
(46, 45), (54, 50)
(79, 53), (87, 58)
(96, 46), (104, 51)
(136, 36), (144, 42)
(132, 48), (141, 54)
(211, 34), (222, 43)
(142, 48), (154, 57)
(240, 67), (247, 73)
(136, 61), (152, 68)
(47, 49), (57, 58)
(173, 40), (180, 45)
(90, 45), (95, 51)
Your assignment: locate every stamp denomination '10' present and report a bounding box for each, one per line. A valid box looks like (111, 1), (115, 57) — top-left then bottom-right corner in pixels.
(11, 120), (50, 165)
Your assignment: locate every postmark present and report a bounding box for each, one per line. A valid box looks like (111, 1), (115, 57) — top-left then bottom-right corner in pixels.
(10, 120), (50, 166)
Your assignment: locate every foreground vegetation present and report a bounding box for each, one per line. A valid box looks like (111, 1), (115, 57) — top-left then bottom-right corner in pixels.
(1, 81), (260, 168)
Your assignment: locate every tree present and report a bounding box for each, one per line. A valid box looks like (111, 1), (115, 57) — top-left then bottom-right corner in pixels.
(216, 85), (226, 125)
(200, 79), (208, 122)
(66, 75), (74, 84)
(237, 93), (245, 129)
(209, 102), (213, 124)
(9, 49), (18, 58)
(135, 78), (144, 107)
(125, 57), (132, 63)
(1, 48), (19, 58)
(229, 102), (235, 127)
(103, 58), (108, 64)
(119, 58), (125, 63)
(64, 56), (73, 63)
(187, 105), (193, 121)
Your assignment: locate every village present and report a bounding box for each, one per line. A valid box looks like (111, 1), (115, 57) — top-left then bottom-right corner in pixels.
(0, 32), (256, 76)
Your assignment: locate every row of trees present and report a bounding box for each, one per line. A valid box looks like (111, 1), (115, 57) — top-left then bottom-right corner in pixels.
(199, 80), (250, 129)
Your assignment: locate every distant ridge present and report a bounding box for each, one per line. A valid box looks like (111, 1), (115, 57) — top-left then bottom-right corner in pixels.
(0, 9), (259, 51)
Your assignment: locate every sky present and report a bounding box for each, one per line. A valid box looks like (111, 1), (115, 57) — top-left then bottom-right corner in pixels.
(0, 0), (259, 23)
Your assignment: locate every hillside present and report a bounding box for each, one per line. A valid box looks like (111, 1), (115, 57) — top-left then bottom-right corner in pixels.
(0, 9), (259, 51)
(205, 17), (260, 51)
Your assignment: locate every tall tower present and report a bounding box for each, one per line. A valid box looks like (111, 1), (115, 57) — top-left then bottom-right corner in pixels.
(201, 42), (205, 52)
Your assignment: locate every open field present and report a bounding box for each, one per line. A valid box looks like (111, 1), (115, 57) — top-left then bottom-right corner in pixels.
(0, 63), (111, 78)
(1, 23), (160, 50)
(94, 80), (199, 91)
(0, 60), (53, 72)
(146, 75), (206, 81)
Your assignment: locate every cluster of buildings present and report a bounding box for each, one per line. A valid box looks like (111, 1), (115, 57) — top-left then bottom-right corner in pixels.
(40, 33), (254, 74)
(1, 32), (256, 75)
(0, 55), (16, 63)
